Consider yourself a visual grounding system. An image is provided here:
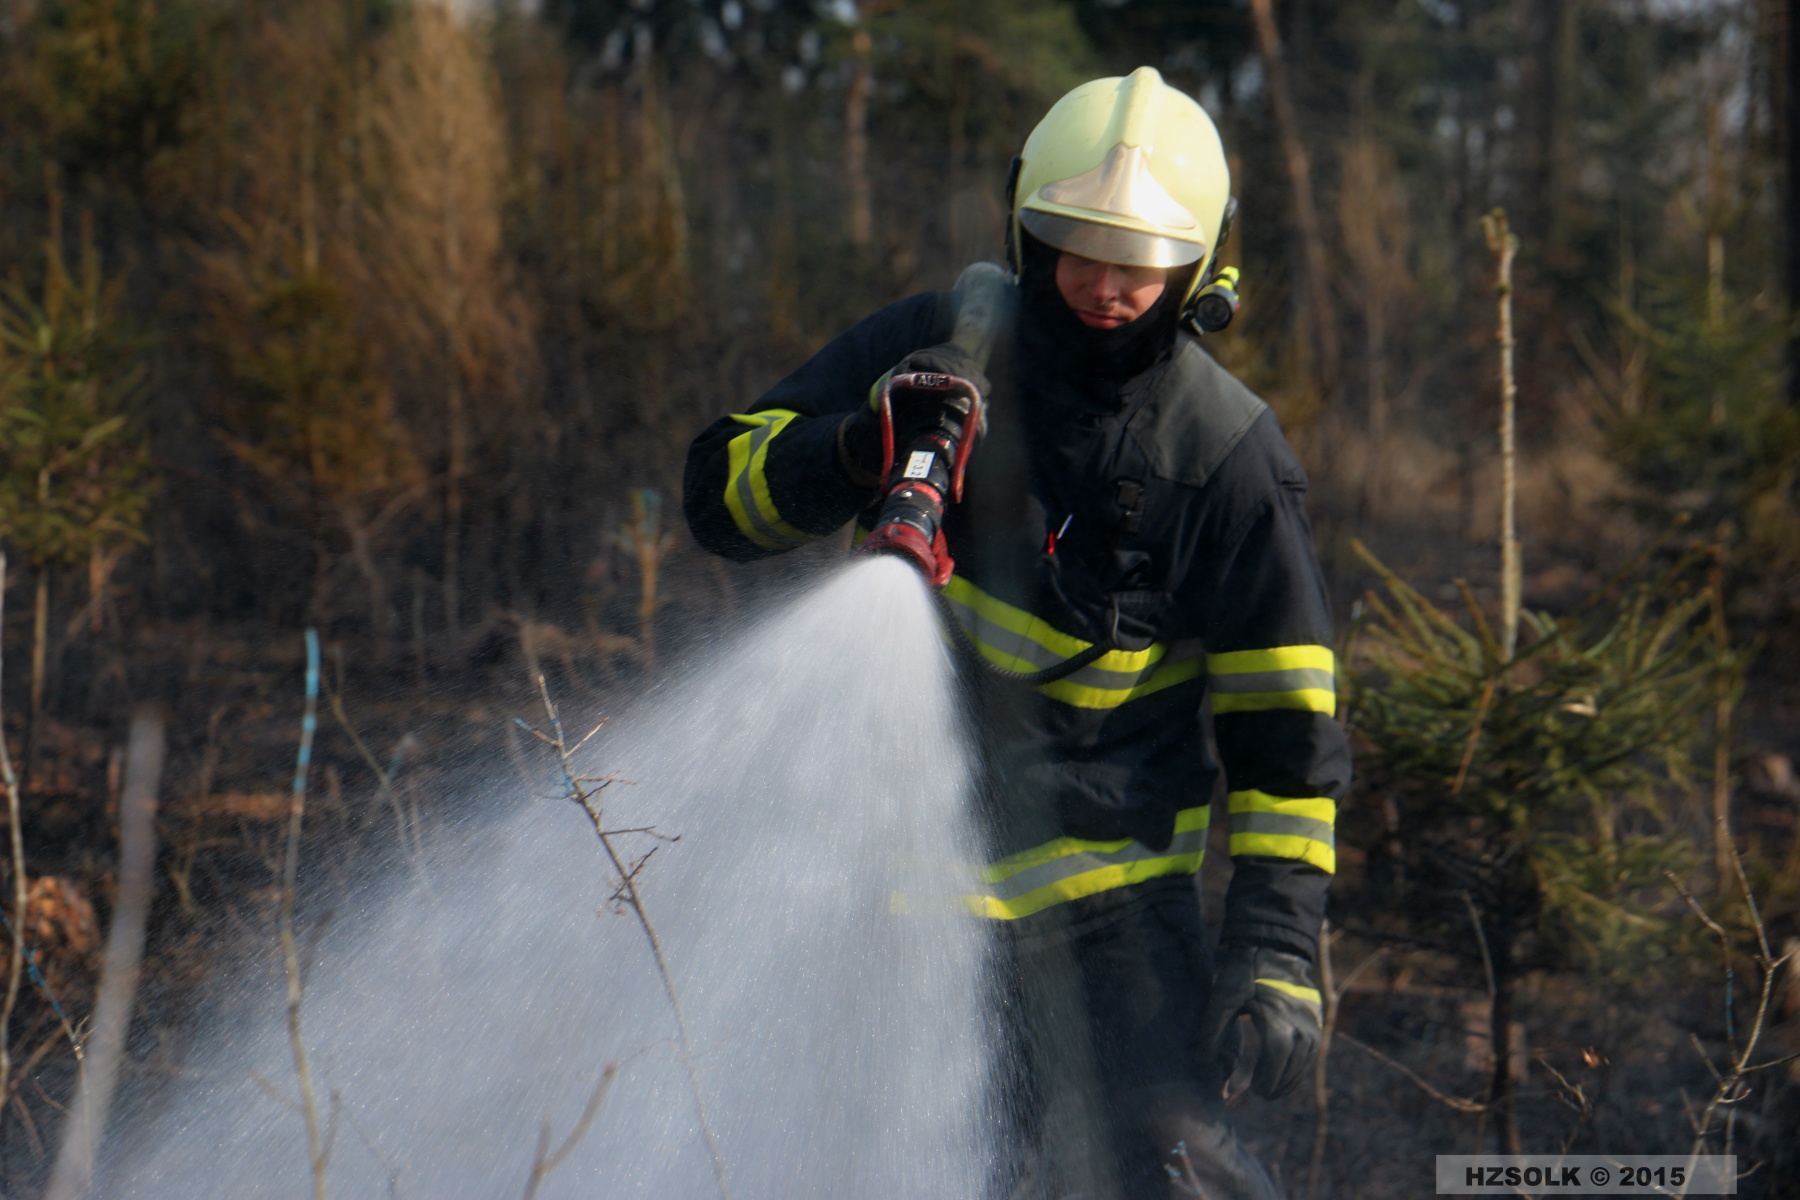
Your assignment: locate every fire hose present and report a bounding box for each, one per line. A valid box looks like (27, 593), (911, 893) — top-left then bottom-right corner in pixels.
(861, 262), (1117, 685)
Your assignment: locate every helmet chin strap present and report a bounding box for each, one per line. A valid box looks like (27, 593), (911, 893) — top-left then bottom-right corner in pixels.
(1004, 154), (1024, 278)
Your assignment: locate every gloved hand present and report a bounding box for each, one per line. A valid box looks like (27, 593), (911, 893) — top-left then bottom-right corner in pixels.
(884, 344), (991, 424)
(838, 344), (991, 485)
(1198, 943), (1323, 1100)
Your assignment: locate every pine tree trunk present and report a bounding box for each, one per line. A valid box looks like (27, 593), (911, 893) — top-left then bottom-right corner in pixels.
(846, 25), (873, 251)
(768, 78), (798, 340)
(1248, 0), (1339, 392)
(1547, 1), (1580, 260)
(1787, 0), (1800, 405)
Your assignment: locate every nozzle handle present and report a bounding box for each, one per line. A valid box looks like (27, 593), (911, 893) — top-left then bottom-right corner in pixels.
(949, 262), (1018, 373)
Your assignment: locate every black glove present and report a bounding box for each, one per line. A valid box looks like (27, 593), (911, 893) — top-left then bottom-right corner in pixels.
(838, 344), (991, 485)
(1198, 943), (1323, 1100)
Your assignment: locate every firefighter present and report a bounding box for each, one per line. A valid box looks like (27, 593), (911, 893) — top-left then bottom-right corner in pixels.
(683, 67), (1347, 1200)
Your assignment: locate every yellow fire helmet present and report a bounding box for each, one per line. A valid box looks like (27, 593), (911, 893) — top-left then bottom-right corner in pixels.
(1012, 66), (1231, 308)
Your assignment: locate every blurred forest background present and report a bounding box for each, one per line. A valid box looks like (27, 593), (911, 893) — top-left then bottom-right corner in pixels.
(0, 0), (1798, 1195)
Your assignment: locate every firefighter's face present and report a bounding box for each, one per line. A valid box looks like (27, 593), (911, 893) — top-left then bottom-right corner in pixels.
(1054, 253), (1168, 330)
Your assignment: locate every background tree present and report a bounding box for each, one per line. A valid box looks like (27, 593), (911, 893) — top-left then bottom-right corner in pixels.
(0, 206), (151, 781)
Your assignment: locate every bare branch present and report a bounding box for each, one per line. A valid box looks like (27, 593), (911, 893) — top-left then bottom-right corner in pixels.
(250, 1071), (305, 1117)
(1463, 893), (1498, 1002)
(0, 551), (26, 1113)
(1666, 871), (1730, 943)
(526, 675), (731, 1199)
(1680, 822), (1786, 1166)
(329, 693), (425, 876)
(512, 718), (560, 749)
(1336, 1033), (1489, 1114)
(522, 1061), (621, 1200)
(569, 720), (609, 758)
(1450, 679), (1497, 797)
(281, 631), (328, 1200)
(1533, 1051), (1590, 1117)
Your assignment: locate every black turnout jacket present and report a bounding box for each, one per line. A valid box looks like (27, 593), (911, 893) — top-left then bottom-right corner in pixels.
(683, 289), (1349, 960)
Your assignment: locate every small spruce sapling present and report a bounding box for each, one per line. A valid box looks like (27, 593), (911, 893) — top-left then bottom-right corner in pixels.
(0, 209), (153, 781)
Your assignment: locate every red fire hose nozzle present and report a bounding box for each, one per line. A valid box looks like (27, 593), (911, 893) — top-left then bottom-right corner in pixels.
(858, 371), (985, 591)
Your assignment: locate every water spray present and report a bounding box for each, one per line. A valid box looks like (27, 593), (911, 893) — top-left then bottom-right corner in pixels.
(103, 560), (990, 1200)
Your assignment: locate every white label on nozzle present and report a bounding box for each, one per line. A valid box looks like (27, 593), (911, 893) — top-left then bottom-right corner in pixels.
(903, 451), (935, 480)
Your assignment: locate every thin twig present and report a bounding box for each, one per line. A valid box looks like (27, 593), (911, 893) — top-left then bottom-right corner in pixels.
(569, 720), (608, 758)
(1687, 1032), (1725, 1087)
(521, 1061), (620, 1200)
(13, 1092), (42, 1163)
(1481, 208), (1522, 660)
(1742, 1049), (1800, 1074)
(1728, 839), (1773, 967)
(1666, 872), (1731, 943)
(1307, 923), (1337, 1200)
(1669, 870), (1742, 1060)
(1336, 1032), (1489, 1113)
(281, 631), (328, 1200)
(530, 675), (730, 1199)
(0, 913), (82, 1062)
(1707, 561), (1737, 894)
(0, 1022), (79, 1112)
(1312, 932), (1394, 1191)
(1672, 827), (1792, 1194)
(250, 1070), (304, 1116)
(1450, 679), (1498, 797)
(1533, 1051), (1590, 1117)
(329, 690), (424, 871)
(1463, 891), (1502, 1154)
(1463, 893), (1498, 1002)
(0, 551), (26, 1112)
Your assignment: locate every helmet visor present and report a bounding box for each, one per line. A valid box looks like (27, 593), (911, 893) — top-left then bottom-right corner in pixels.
(1020, 209), (1207, 269)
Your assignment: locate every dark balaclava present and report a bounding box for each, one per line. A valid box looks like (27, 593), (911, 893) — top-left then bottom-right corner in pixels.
(1015, 229), (1199, 398)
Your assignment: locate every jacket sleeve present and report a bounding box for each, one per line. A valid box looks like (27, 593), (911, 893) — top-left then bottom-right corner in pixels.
(1199, 466), (1351, 963)
(683, 292), (953, 561)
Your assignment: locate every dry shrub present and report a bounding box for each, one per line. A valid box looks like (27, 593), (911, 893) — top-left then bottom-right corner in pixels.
(22, 875), (99, 984)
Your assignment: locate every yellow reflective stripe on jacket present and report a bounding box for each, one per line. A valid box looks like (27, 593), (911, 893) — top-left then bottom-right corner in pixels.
(1227, 789), (1336, 873)
(1207, 644), (1336, 716)
(723, 410), (811, 549)
(940, 575), (1205, 710)
(964, 806), (1210, 920)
